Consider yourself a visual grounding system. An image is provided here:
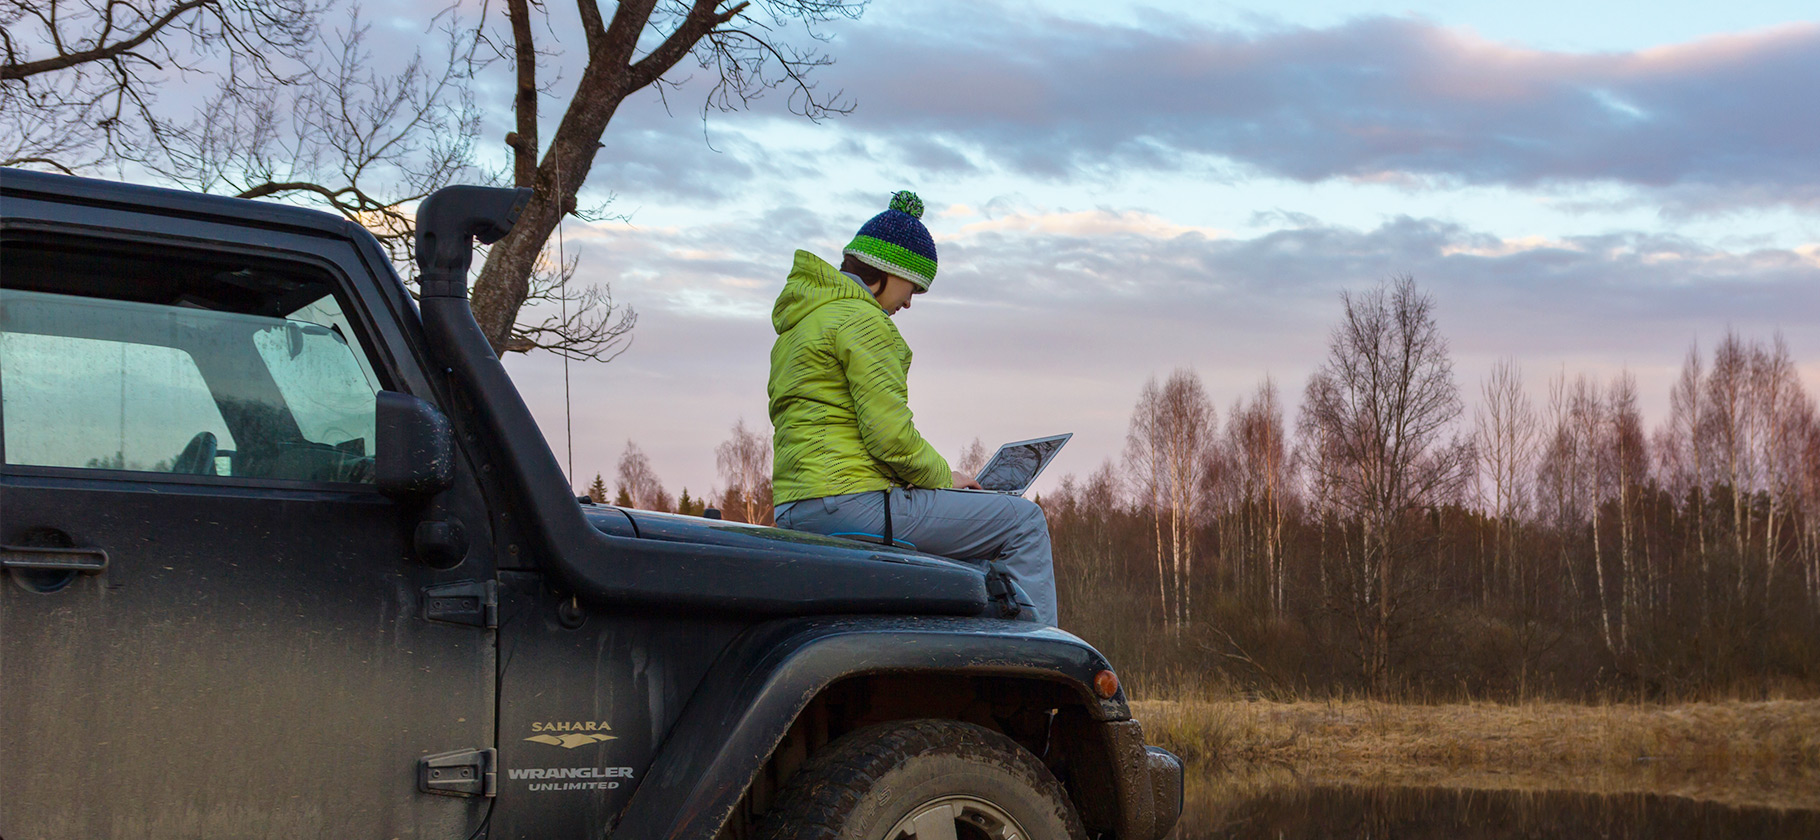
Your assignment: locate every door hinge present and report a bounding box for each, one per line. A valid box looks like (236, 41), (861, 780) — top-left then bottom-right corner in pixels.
(423, 579), (498, 629)
(419, 747), (497, 797)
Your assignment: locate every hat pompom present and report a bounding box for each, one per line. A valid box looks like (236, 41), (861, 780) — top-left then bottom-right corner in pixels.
(888, 190), (924, 219)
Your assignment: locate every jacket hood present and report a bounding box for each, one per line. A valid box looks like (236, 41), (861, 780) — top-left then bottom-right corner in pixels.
(773, 250), (879, 335)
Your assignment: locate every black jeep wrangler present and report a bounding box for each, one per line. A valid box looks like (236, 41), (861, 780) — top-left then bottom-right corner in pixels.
(0, 170), (1182, 839)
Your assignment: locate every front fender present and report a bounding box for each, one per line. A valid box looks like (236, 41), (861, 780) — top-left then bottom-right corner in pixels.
(612, 616), (1129, 839)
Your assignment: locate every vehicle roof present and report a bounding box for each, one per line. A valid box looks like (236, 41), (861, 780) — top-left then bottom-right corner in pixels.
(0, 167), (361, 239)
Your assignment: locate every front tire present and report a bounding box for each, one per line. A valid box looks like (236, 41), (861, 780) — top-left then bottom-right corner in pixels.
(758, 719), (1087, 840)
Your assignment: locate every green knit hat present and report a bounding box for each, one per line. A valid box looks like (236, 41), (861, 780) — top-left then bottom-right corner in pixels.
(844, 190), (938, 291)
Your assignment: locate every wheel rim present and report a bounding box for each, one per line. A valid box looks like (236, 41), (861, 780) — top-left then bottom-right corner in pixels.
(883, 795), (1027, 840)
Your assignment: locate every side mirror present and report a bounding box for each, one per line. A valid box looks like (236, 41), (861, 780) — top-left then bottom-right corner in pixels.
(375, 391), (455, 499)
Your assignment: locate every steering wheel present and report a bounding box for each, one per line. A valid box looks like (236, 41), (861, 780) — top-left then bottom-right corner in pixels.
(172, 431), (219, 475)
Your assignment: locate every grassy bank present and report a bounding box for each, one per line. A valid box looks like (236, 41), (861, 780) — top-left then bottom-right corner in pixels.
(1132, 698), (1820, 810)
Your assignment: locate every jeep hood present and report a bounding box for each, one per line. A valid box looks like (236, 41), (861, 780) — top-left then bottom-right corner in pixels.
(578, 505), (990, 615)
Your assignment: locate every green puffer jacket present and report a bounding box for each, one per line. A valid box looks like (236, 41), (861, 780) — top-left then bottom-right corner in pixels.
(769, 250), (951, 504)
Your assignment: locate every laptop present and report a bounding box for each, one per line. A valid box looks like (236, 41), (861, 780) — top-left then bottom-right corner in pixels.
(964, 433), (1072, 496)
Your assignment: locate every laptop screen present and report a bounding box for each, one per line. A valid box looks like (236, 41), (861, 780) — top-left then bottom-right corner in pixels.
(975, 433), (1072, 494)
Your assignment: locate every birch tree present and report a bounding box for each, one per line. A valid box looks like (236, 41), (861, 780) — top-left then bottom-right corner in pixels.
(1608, 371), (1647, 649)
(1125, 370), (1215, 629)
(1660, 344), (1710, 587)
(1751, 335), (1801, 598)
(1228, 379), (1291, 613)
(1474, 358), (1537, 604)
(714, 417), (773, 524)
(1298, 276), (1470, 693)
(1707, 331), (1754, 577)
(616, 440), (673, 511)
(954, 438), (990, 475)
(1797, 405), (1820, 606)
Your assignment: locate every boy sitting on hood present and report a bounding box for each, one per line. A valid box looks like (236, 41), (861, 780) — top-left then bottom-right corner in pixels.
(767, 191), (1058, 626)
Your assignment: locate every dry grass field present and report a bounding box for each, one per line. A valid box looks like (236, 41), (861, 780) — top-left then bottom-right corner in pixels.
(1132, 698), (1820, 810)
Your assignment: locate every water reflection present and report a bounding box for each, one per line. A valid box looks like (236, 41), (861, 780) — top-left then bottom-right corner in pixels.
(1169, 776), (1820, 839)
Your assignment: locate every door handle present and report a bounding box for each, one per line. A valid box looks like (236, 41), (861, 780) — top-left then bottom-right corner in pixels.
(1, 545), (109, 574)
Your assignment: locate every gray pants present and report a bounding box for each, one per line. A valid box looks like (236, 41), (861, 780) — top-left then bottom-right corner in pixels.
(775, 488), (1059, 626)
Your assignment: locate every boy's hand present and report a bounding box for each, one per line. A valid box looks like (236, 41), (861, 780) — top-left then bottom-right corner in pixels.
(952, 471), (983, 490)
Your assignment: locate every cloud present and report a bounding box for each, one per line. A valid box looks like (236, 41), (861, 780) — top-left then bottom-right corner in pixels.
(954, 208), (1227, 240)
(469, 2), (1820, 498)
(481, 5), (1820, 213)
(514, 205), (1820, 495)
(818, 13), (1820, 210)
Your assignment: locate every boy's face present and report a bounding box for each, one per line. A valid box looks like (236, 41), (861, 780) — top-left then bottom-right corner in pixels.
(874, 274), (920, 316)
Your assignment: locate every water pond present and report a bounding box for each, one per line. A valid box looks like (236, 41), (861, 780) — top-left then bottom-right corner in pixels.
(1166, 777), (1820, 839)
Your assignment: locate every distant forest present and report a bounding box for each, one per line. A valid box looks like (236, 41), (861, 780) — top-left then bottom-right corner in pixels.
(1047, 279), (1819, 701)
(603, 277), (1819, 702)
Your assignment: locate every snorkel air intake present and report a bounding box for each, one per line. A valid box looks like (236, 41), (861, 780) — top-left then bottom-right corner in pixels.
(416, 185), (533, 298)
(411, 185), (990, 616)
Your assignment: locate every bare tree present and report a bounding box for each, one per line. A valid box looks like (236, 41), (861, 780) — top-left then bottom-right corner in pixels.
(1608, 371), (1647, 649)
(1535, 372), (1615, 650)
(1797, 401), (1820, 607)
(1474, 361), (1557, 698)
(1125, 378), (1168, 625)
(1296, 401), (1348, 613)
(2, 1), (633, 360)
(1078, 459), (1124, 573)
(954, 437), (990, 475)
(2, 2), (484, 259)
(1658, 333), (1810, 608)
(1, 1), (319, 171)
(499, 245), (638, 360)
(1707, 331), (1754, 576)
(714, 417), (772, 524)
(1474, 358), (1537, 604)
(1227, 379), (1292, 613)
(1568, 376), (1618, 654)
(1045, 328), (1818, 698)
(168, 7), (484, 261)
(1660, 344), (1710, 583)
(616, 440), (673, 511)
(1298, 276), (1470, 693)
(471, 0), (864, 357)
(1125, 370), (1215, 629)
(1751, 335), (1801, 598)
(1201, 421), (1239, 598)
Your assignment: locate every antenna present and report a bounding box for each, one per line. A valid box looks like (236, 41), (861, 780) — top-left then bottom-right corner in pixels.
(555, 156), (575, 489)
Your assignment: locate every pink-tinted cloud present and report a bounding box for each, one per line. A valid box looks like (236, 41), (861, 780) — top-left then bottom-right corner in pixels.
(809, 14), (1820, 209)
(512, 207), (1819, 495)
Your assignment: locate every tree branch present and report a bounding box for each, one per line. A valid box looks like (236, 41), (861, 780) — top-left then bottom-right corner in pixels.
(0, 154), (77, 173)
(506, 0), (538, 187)
(626, 0), (743, 92)
(592, 0), (656, 64)
(1, 1), (212, 81)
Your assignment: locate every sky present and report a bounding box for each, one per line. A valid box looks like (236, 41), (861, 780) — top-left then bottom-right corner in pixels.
(462, 0), (1820, 500)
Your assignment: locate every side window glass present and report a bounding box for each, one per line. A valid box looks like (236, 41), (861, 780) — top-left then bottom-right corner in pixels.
(2, 288), (379, 485)
(1, 327), (236, 473)
(253, 299), (379, 456)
